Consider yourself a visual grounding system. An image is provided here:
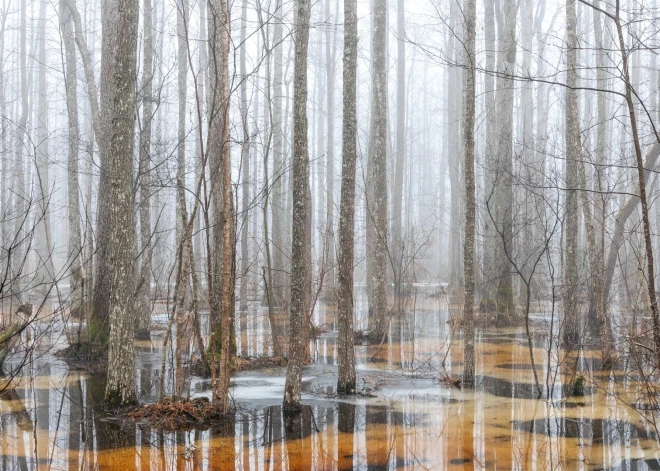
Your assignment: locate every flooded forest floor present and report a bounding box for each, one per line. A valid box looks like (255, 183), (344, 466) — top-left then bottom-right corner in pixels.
(1, 294), (660, 470)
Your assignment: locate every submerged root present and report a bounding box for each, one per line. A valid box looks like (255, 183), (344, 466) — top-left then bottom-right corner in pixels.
(128, 397), (226, 430)
(233, 356), (287, 371)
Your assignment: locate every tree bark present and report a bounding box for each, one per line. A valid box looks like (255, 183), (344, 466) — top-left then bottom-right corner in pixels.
(283, 0), (311, 410)
(271, 0), (286, 305)
(136, 0), (155, 340)
(90, 0), (120, 346)
(589, 0), (613, 365)
(208, 0), (234, 414)
(323, 0), (339, 294)
(366, 0), (389, 341)
(35, 0), (54, 304)
(480, 0), (497, 306)
(61, 0), (84, 320)
(176, 0), (189, 243)
(462, 0), (476, 386)
(11, 0), (29, 301)
(492, 0), (517, 316)
(392, 0), (405, 293)
(104, 0), (139, 407)
(239, 0), (250, 312)
(563, 0), (580, 348)
(337, 0), (358, 395)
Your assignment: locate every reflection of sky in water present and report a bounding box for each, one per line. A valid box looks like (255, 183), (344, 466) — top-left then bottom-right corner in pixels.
(1, 294), (660, 470)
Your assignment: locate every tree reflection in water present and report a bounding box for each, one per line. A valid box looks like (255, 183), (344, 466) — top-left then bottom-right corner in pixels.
(1, 298), (660, 470)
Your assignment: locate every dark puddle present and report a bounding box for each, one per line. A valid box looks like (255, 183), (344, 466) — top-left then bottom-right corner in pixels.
(597, 458), (660, 470)
(363, 405), (430, 427)
(515, 418), (658, 444)
(478, 375), (593, 399)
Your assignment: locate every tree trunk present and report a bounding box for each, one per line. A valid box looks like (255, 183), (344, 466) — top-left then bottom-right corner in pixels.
(272, 0), (286, 306)
(366, 0), (389, 341)
(337, 0), (358, 395)
(90, 0), (120, 346)
(209, 0), (234, 414)
(480, 0), (497, 307)
(239, 0), (250, 312)
(35, 0), (54, 305)
(104, 0), (139, 407)
(12, 0), (29, 301)
(589, 0), (613, 365)
(563, 0), (580, 348)
(61, 0), (84, 320)
(609, 1), (660, 365)
(492, 0), (516, 316)
(447, 0), (463, 290)
(392, 0), (405, 294)
(462, 0), (476, 386)
(136, 0), (155, 340)
(176, 0), (188, 243)
(324, 0), (339, 294)
(283, 0), (311, 410)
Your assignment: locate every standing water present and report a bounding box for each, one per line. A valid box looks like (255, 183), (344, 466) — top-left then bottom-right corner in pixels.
(1, 293), (659, 470)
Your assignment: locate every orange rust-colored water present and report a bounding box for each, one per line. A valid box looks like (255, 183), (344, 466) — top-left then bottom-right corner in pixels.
(1, 296), (659, 470)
